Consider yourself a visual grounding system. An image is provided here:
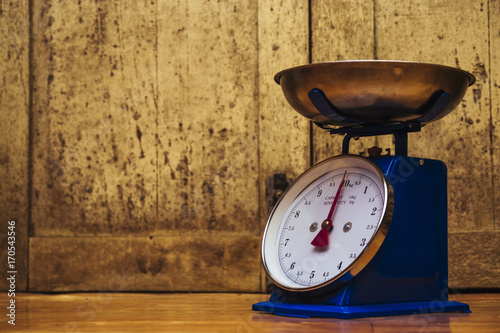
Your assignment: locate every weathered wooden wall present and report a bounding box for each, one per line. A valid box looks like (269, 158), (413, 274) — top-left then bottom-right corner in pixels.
(0, 0), (29, 291)
(0, 0), (498, 292)
(27, 0), (310, 292)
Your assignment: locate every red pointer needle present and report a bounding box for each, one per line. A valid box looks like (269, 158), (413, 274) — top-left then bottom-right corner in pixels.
(311, 170), (347, 247)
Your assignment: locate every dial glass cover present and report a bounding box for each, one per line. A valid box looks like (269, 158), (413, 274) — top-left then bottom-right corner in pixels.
(262, 155), (393, 292)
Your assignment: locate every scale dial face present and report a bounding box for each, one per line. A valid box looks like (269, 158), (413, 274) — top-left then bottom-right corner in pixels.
(262, 155), (393, 292)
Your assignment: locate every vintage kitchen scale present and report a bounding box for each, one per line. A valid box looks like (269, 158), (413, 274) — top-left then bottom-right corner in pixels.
(252, 60), (476, 319)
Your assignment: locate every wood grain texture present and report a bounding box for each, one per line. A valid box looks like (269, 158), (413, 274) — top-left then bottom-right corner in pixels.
(449, 231), (500, 288)
(258, 0), (310, 188)
(29, 236), (260, 292)
(31, 1), (158, 235)
(258, 0), (310, 291)
(10, 292), (500, 332)
(490, 0), (499, 230)
(0, 0), (29, 291)
(310, 0), (393, 163)
(156, 0), (260, 235)
(375, 0), (494, 231)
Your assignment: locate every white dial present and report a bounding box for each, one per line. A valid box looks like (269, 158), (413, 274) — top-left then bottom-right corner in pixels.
(262, 156), (393, 292)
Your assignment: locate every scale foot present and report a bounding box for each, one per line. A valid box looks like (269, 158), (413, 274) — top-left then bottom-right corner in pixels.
(252, 300), (470, 319)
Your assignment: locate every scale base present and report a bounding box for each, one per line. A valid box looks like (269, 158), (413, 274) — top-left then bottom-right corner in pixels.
(252, 300), (470, 319)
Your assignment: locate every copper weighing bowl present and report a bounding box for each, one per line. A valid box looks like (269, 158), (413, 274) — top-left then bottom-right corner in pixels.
(275, 60), (476, 126)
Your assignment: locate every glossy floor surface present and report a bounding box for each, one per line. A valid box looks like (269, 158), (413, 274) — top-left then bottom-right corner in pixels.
(2, 292), (500, 332)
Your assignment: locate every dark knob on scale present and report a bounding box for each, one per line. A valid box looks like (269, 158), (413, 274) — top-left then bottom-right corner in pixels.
(367, 146), (383, 157)
(368, 146), (382, 157)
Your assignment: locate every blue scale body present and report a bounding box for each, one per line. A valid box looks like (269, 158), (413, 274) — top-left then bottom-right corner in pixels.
(252, 155), (470, 318)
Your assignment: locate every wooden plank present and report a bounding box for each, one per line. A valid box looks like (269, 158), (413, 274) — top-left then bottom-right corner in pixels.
(29, 236), (261, 292)
(375, 0), (493, 231)
(10, 293), (500, 332)
(156, 0), (260, 235)
(310, 0), (393, 163)
(31, 1), (158, 236)
(449, 231), (500, 288)
(0, 0), (29, 291)
(257, 0), (310, 291)
(490, 0), (499, 230)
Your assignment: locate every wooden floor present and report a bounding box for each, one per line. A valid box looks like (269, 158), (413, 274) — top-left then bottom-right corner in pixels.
(4, 292), (500, 332)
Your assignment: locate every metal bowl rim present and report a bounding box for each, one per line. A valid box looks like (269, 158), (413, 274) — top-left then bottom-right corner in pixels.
(274, 60), (476, 86)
